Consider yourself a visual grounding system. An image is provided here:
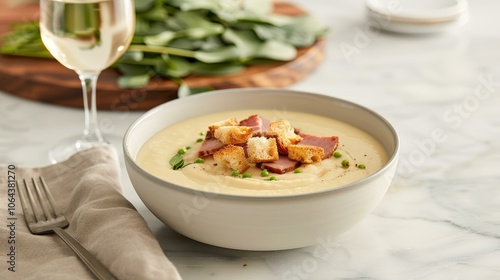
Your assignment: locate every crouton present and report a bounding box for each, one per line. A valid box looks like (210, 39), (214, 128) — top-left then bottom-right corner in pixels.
(213, 145), (249, 173)
(214, 126), (252, 145)
(287, 144), (325, 164)
(247, 137), (279, 163)
(208, 117), (239, 133)
(266, 119), (302, 154)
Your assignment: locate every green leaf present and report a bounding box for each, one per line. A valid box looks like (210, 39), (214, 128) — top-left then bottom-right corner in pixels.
(163, 56), (192, 77)
(135, 18), (168, 36)
(219, 11), (293, 26)
(282, 29), (316, 48)
(170, 0), (213, 11)
(261, 14), (295, 26)
(165, 17), (185, 31)
(134, 18), (150, 36)
(253, 24), (287, 41)
(252, 17), (325, 48)
(191, 62), (244, 76)
(200, 36), (225, 51)
(284, 15), (329, 39)
(177, 81), (191, 99)
(182, 26), (224, 39)
(193, 46), (241, 63)
(222, 29), (296, 61)
(127, 44), (196, 58)
(120, 51), (144, 62)
(174, 11), (225, 39)
(169, 153), (185, 170)
(174, 11), (209, 28)
(134, 0), (157, 13)
(222, 29), (260, 58)
(117, 74), (151, 89)
(0, 21), (51, 58)
(242, 0), (273, 15)
(168, 37), (204, 50)
(161, 11), (225, 43)
(137, 5), (168, 21)
(153, 58), (170, 74)
(144, 30), (177, 46)
(255, 40), (296, 61)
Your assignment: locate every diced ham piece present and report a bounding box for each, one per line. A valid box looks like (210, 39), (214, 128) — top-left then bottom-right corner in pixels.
(239, 114), (270, 136)
(258, 155), (301, 174)
(198, 131), (225, 157)
(298, 133), (339, 159)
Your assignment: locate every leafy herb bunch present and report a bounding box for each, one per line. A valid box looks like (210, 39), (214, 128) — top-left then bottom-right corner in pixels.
(0, 0), (327, 96)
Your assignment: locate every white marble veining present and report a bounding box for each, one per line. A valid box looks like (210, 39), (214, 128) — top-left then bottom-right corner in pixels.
(1, 0), (500, 279)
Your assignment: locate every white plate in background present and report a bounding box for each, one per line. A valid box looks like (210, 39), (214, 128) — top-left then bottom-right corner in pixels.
(366, 0), (469, 33)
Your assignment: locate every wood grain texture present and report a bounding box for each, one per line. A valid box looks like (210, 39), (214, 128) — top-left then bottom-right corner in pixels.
(0, 2), (325, 111)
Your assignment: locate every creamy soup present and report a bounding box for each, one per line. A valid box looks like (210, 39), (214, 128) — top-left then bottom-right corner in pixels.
(136, 109), (388, 196)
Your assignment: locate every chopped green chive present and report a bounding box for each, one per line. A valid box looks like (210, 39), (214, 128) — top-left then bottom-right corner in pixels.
(294, 168), (303, 173)
(267, 176), (277, 181)
(231, 170), (240, 177)
(260, 169), (269, 177)
(242, 172), (252, 178)
(196, 138), (203, 143)
(341, 159), (350, 167)
(334, 151), (342, 158)
(358, 164), (366, 169)
(194, 158), (204, 164)
(178, 148), (186, 154)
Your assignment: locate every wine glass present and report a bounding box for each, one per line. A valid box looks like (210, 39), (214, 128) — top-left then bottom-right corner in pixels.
(39, 0), (135, 163)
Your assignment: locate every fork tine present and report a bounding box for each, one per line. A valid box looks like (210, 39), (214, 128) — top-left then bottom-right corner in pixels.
(17, 179), (37, 226)
(33, 177), (58, 220)
(40, 176), (63, 217)
(23, 178), (47, 223)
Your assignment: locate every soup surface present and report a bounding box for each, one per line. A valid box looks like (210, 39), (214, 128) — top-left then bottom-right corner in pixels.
(136, 109), (388, 196)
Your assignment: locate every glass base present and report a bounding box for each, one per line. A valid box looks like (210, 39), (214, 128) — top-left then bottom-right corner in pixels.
(48, 134), (112, 164)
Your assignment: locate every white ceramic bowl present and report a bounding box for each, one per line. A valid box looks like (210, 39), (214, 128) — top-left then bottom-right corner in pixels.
(123, 88), (399, 251)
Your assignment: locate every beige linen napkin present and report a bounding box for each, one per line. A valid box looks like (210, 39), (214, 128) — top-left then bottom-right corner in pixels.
(0, 146), (182, 280)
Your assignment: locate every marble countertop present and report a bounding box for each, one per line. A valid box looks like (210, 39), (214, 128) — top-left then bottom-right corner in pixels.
(1, 0), (499, 279)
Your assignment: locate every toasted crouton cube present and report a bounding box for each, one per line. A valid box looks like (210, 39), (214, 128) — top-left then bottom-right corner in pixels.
(213, 145), (249, 173)
(214, 126), (252, 145)
(266, 119), (302, 154)
(287, 145), (325, 163)
(208, 117), (239, 133)
(247, 137), (279, 163)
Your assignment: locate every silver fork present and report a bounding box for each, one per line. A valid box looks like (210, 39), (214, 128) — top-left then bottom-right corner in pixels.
(17, 176), (116, 280)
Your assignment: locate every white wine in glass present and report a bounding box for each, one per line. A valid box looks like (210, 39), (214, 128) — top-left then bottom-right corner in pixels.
(39, 0), (135, 163)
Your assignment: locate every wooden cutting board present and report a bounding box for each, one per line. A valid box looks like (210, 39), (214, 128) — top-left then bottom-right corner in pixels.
(0, 2), (325, 111)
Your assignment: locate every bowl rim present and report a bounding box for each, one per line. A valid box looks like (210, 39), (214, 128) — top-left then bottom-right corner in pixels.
(123, 88), (400, 200)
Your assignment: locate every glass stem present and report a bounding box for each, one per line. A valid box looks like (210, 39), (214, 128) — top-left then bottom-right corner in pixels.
(78, 71), (104, 145)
